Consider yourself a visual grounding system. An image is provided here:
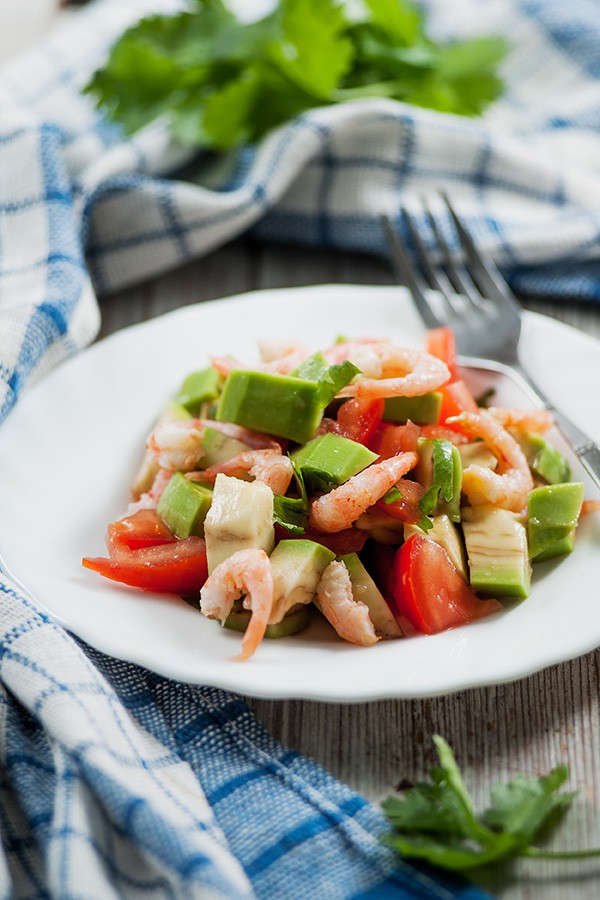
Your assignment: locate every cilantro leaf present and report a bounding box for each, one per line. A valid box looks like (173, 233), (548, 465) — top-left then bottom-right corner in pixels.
(85, 0), (508, 150)
(293, 352), (360, 406)
(273, 459), (308, 533)
(269, 0), (353, 99)
(382, 734), (600, 874)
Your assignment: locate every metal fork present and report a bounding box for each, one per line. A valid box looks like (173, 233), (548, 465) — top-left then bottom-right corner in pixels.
(382, 195), (600, 491)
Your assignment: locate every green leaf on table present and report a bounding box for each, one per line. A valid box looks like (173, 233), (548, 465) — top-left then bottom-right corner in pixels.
(381, 734), (598, 874)
(363, 0), (422, 45)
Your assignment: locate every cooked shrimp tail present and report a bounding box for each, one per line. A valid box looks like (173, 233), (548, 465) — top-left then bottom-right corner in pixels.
(316, 561), (378, 646)
(199, 549), (274, 661)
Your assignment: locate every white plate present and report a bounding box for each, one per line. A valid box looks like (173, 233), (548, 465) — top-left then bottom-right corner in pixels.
(1, 285), (599, 701)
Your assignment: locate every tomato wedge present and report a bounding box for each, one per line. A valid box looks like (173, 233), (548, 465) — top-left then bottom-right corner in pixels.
(439, 379), (479, 423)
(370, 421), (421, 457)
(106, 509), (177, 555)
(83, 537), (208, 595)
(335, 397), (384, 445)
(375, 478), (425, 523)
(425, 326), (459, 380)
(390, 534), (502, 635)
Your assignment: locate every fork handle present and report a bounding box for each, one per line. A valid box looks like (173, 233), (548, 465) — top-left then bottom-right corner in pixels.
(509, 361), (600, 492)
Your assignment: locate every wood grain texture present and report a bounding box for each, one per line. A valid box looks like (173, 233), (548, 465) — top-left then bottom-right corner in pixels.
(101, 238), (600, 898)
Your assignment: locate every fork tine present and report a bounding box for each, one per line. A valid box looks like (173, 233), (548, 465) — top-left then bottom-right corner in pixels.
(381, 214), (441, 330)
(422, 204), (487, 313)
(441, 193), (523, 316)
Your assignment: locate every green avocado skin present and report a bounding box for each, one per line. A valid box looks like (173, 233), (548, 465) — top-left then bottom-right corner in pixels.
(216, 370), (323, 443)
(528, 482), (584, 561)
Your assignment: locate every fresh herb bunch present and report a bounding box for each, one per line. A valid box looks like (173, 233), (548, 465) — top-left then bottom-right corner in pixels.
(85, 0), (508, 152)
(382, 735), (600, 872)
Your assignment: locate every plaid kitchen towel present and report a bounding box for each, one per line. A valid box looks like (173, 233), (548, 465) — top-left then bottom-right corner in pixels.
(0, 578), (490, 899)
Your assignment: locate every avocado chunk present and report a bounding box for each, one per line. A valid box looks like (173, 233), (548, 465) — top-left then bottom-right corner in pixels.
(527, 482), (584, 561)
(291, 433), (378, 492)
(416, 438), (463, 523)
(383, 392), (442, 425)
(216, 369), (324, 443)
(199, 426), (249, 468)
(404, 514), (468, 580)
(224, 603), (312, 638)
(462, 504), (531, 599)
(269, 539), (335, 624)
(515, 432), (571, 484)
(204, 473), (275, 573)
(176, 368), (222, 416)
(156, 472), (213, 539)
(130, 400), (193, 499)
(340, 552), (402, 639)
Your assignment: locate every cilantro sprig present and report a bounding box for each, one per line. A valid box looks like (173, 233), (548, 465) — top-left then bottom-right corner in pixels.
(382, 735), (600, 873)
(85, 0), (508, 152)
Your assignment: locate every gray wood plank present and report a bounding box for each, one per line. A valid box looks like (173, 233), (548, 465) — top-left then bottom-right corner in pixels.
(99, 239), (600, 898)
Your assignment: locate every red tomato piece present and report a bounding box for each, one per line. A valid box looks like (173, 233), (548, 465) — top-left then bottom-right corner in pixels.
(425, 326), (458, 381)
(275, 524), (367, 555)
(106, 509), (177, 556)
(336, 397), (384, 445)
(390, 534), (502, 635)
(83, 537), (208, 595)
(370, 421), (421, 457)
(439, 379), (479, 421)
(375, 478), (425, 523)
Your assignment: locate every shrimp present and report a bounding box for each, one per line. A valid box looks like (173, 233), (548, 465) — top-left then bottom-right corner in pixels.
(198, 419), (281, 451)
(316, 561), (378, 646)
(487, 407), (554, 434)
(336, 342), (450, 400)
(210, 341), (309, 378)
(199, 548), (274, 662)
(449, 410), (534, 512)
(125, 467), (173, 515)
(147, 419), (205, 471)
(189, 449), (293, 495)
(309, 452), (418, 533)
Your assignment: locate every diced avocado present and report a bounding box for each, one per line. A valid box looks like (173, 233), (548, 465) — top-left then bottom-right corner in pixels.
(156, 472), (213, 539)
(416, 438), (463, 523)
(383, 392), (442, 425)
(515, 432), (571, 484)
(176, 367), (222, 416)
(527, 482), (584, 561)
(216, 369), (323, 443)
(130, 400), (193, 498)
(199, 426), (249, 468)
(458, 441), (498, 471)
(225, 602), (312, 637)
(340, 553), (402, 639)
(404, 514), (468, 580)
(462, 504), (531, 599)
(291, 433), (378, 492)
(204, 473), (275, 573)
(269, 539), (335, 624)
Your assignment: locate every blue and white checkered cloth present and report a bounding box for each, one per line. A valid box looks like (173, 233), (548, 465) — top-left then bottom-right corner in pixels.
(1, 0), (599, 894)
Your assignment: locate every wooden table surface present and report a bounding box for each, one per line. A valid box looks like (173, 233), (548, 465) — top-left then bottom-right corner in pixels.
(100, 237), (600, 899)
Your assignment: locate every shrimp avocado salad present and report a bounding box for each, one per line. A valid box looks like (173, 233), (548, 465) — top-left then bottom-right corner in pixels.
(82, 327), (587, 661)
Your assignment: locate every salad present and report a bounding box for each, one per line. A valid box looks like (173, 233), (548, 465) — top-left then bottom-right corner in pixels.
(82, 327), (586, 661)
